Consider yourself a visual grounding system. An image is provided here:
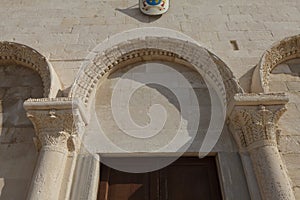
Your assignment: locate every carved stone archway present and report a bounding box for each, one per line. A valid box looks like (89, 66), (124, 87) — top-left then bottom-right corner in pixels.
(70, 28), (242, 115)
(0, 41), (62, 97)
(251, 34), (300, 93)
(66, 28), (244, 199)
(25, 28), (245, 200)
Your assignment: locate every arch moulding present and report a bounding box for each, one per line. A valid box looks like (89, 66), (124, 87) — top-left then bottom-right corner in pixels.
(251, 34), (300, 93)
(70, 28), (242, 116)
(0, 41), (62, 97)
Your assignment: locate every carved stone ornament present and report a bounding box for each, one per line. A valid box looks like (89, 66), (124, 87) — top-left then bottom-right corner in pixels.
(252, 34), (300, 93)
(0, 42), (58, 97)
(139, 0), (169, 15)
(71, 36), (242, 111)
(229, 93), (288, 150)
(24, 98), (87, 152)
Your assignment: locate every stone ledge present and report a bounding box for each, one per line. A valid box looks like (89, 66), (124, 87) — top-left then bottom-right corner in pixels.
(233, 93), (289, 106)
(23, 97), (87, 125)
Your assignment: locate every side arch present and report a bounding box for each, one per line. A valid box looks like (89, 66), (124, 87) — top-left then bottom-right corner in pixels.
(0, 41), (62, 97)
(251, 34), (300, 93)
(70, 28), (242, 114)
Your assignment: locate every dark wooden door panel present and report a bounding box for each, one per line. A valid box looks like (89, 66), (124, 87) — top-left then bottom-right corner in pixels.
(98, 157), (222, 200)
(160, 157), (222, 200)
(98, 165), (155, 200)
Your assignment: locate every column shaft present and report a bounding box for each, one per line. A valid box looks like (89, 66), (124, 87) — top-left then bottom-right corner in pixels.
(249, 145), (295, 200)
(27, 146), (68, 200)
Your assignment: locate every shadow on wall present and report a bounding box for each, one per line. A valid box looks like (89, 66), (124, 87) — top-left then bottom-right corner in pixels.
(239, 66), (256, 93)
(0, 65), (43, 200)
(116, 3), (161, 23)
(95, 61), (212, 156)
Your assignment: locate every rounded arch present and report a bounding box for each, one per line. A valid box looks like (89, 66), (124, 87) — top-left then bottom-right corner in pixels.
(251, 34), (300, 93)
(0, 41), (62, 97)
(71, 28), (242, 112)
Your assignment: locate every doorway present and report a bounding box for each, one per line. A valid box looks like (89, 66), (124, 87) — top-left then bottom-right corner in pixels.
(98, 157), (222, 200)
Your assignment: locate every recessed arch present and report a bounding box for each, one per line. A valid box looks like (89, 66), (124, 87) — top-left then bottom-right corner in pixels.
(70, 28), (242, 113)
(0, 41), (62, 97)
(251, 34), (300, 93)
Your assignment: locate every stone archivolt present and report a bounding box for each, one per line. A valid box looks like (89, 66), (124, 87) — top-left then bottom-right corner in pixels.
(71, 37), (242, 111)
(252, 34), (300, 93)
(0, 41), (62, 97)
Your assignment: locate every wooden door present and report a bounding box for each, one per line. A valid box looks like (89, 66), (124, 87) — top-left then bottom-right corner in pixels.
(98, 157), (222, 200)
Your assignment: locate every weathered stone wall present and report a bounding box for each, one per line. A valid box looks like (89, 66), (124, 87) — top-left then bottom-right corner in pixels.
(0, 0), (299, 199)
(0, 0), (299, 89)
(0, 65), (43, 199)
(93, 61), (233, 153)
(269, 58), (300, 199)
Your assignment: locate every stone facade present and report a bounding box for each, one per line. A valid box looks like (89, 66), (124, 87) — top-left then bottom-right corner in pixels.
(0, 0), (300, 199)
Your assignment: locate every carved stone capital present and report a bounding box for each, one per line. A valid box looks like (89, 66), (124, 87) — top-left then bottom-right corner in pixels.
(229, 93), (288, 150)
(24, 98), (87, 152)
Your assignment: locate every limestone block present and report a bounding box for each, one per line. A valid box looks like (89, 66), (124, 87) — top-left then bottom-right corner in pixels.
(287, 168), (300, 186)
(229, 14), (254, 22)
(272, 63), (292, 74)
(2, 99), (32, 127)
(0, 127), (35, 144)
(246, 31), (273, 41)
(227, 22), (266, 31)
(269, 81), (288, 92)
(220, 5), (240, 15)
(238, 5), (259, 14)
(4, 87), (31, 100)
(30, 87), (44, 98)
(287, 93), (300, 105)
(294, 187), (300, 200)
(286, 82), (300, 92)
(270, 73), (300, 82)
(0, 143), (37, 179)
(279, 104), (300, 136)
(278, 135), (300, 153)
(0, 178), (30, 200)
(283, 154), (300, 170)
(0, 75), (19, 88)
(264, 21), (300, 31)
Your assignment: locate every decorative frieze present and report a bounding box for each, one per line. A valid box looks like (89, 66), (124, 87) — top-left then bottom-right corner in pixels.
(71, 35), (242, 110)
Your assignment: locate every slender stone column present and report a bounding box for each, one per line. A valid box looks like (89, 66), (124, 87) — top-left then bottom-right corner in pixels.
(24, 98), (86, 200)
(230, 94), (295, 200)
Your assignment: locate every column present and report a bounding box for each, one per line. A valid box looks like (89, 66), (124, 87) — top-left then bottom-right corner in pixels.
(230, 98), (295, 200)
(24, 98), (85, 200)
